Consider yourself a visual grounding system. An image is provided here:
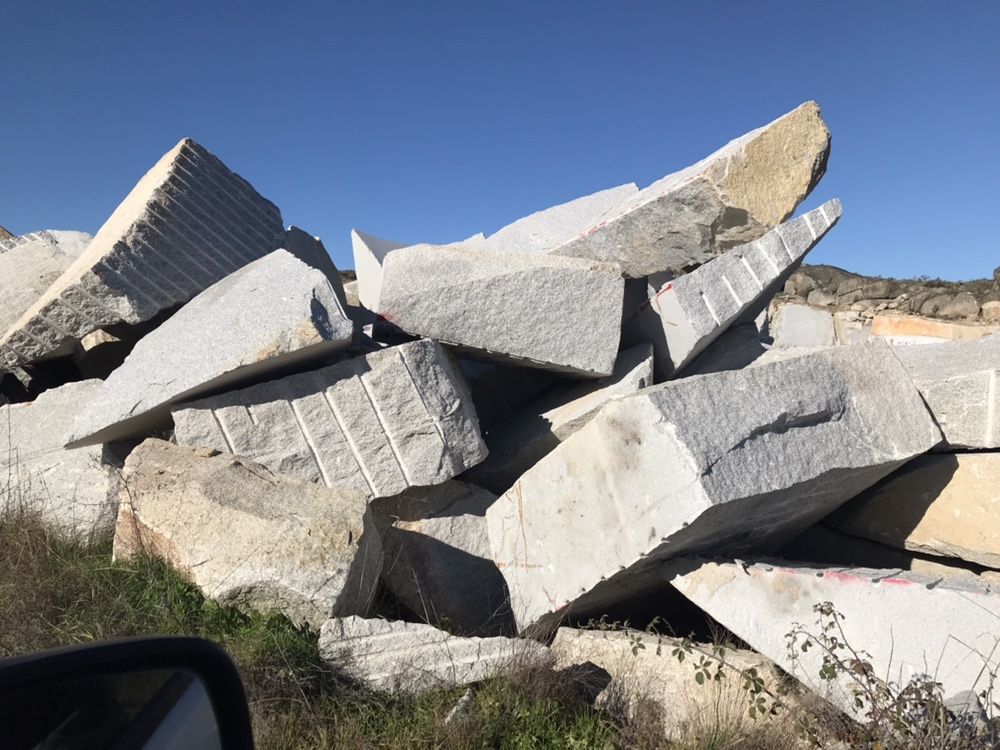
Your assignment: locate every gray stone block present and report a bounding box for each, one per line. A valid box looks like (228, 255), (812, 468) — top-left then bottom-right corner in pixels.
(283, 226), (347, 308)
(114, 440), (381, 627)
(172, 339), (487, 499)
(351, 229), (406, 311)
(0, 139), (285, 373)
(770, 303), (837, 348)
(486, 342), (942, 632)
(67, 250), (354, 446)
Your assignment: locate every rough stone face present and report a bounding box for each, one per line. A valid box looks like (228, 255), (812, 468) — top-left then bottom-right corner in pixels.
(459, 358), (559, 429)
(318, 616), (549, 693)
(770, 303), (836, 348)
(0, 139), (285, 373)
(67, 250), (353, 446)
(0, 231), (92, 339)
(283, 226), (347, 308)
(829, 453), (1000, 569)
(0, 380), (119, 538)
(486, 342), (941, 632)
(466, 343), (654, 494)
(172, 339), (487, 499)
(871, 313), (998, 343)
(665, 559), (1000, 714)
(549, 102), (831, 277)
(0, 225), (13, 241)
(983, 301), (1000, 323)
(832, 310), (871, 345)
(373, 481), (512, 636)
(113, 440), (381, 627)
(351, 229), (406, 311)
(627, 200), (840, 377)
(376, 244), (624, 376)
(682, 322), (767, 376)
(892, 335), (1000, 449)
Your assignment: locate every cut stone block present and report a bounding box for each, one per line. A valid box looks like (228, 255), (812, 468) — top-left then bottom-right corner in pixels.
(683, 322), (766, 377)
(172, 339), (487, 499)
(486, 342), (942, 632)
(283, 226), (347, 308)
(871, 313), (999, 343)
(771, 303), (836, 348)
(892, 335), (1000, 449)
(351, 229), (406, 311)
(550, 102), (831, 277)
(373, 480), (512, 636)
(67, 250), (353, 446)
(376, 245), (623, 376)
(0, 139), (285, 373)
(0, 380), (119, 538)
(318, 616), (549, 693)
(627, 200), (840, 378)
(665, 559), (1000, 714)
(467, 343), (653, 494)
(113, 440), (381, 627)
(829, 453), (1000, 569)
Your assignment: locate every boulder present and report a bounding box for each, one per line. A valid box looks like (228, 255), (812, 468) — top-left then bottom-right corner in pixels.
(626, 200), (840, 377)
(665, 558), (1000, 716)
(0, 139), (285, 373)
(466, 343), (653, 493)
(770, 303), (836, 348)
(0, 380), (119, 538)
(892, 335), (1000, 449)
(375, 244), (623, 377)
(486, 342), (941, 632)
(318, 616), (549, 693)
(351, 229), (406, 311)
(172, 339), (487, 499)
(549, 102), (830, 277)
(983, 301), (1000, 323)
(373, 480), (512, 635)
(67, 250), (354, 446)
(832, 311), (871, 345)
(113, 440), (381, 627)
(806, 288), (837, 307)
(828, 453), (1000, 569)
(932, 292), (981, 321)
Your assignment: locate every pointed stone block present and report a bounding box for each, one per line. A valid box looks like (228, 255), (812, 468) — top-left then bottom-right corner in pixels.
(351, 229), (406, 311)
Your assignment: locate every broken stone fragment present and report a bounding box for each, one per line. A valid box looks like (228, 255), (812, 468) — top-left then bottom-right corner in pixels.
(0, 138), (285, 374)
(0, 379), (119, 539)
(828, 453), (1000, 569)
(67, 250), (354, 446)
(375, 244), (623, 376)
(550, 102), (831, 277)
(665, 558), (1000, 716)
(626, 200), (841, 378)
(466, 343), (653, 494)
(486, 342), (942, 633)
(172, 339), (487, 499)
(351, 229), (406, 311)
(318, 616), (550, 693)
(283, 226), (348, 308)
(113, 440), (381, 627)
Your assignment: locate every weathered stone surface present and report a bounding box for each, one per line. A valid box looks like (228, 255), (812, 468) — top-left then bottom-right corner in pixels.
(892, 335), (1000, 449)
(627, 200), (840, 377)
(0, 139), (285, 373)
(376, 245), (623, 376)
(374, 481), (512, 636)
(871, 313), (998, 343)
(832, 310), (871, 345)
(486, 343), (941, 632)
(466, 343), (653, 493)
(173, 339), (487, 498)
(114, 440), (381, 627)
(351, 229), (406, 311)
(0, 225), (13, 241)
(0, 231), (92, 339)
(0, 380), (118, 538)
(283, 226), (347, 308)
(665, 559), (1000, 714)
(829, 453), (1000, 569)
(67, 250), (354, 446)
(983, 301), (1000, 323)
(549, 102), (830, 277)
(682, 322), (767, 376)
(770, 303), (836, 348)
(319, 616), (549, 693)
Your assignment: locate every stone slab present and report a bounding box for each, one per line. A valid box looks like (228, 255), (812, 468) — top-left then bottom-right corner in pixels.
(283, 226), (347, 308)
(172, 339), (487, 499)
(0, 379), (118, 538)
(627, 200), (840, 377)
(114, 439), (381, 627)
(682, 322), (767, 377)
(318, 616), (550, 693)
(550, 102), (831, 277)
(351, 229), (406, 311)
(828, 453), (1000, 569)
(376, 244), (624, 376)
(67, 250), (354, 446)
(0, 139), (285, 373)
(665, 558), (1000, 715)
(486, 342), (942, 632)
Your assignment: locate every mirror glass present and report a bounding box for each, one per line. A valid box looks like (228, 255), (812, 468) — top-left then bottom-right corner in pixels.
(2, 668), (222, 750)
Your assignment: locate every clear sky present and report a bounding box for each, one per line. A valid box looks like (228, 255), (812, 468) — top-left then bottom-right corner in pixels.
(1, 1), (997, 280)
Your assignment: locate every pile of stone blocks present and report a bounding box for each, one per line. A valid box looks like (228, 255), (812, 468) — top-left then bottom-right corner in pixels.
(6, 103), (998, 727)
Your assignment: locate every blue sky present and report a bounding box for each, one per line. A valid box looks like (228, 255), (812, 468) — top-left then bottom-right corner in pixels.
(1, 1), (997, 280)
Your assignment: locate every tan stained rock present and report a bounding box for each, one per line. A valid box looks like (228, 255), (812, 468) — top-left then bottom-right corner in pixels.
(871, 313), (998, 342)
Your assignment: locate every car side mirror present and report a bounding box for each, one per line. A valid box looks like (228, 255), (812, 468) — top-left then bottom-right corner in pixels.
(0, 637), (254, 749)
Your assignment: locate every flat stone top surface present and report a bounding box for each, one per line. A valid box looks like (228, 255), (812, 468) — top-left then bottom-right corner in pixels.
(892, 333), (1000, 380)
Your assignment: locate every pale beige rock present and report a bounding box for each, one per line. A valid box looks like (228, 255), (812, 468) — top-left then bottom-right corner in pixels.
(871, 313), (999, 342)
(983, 301), (1000, 323)
(0, 225), (13, 240)
(829, 453), (1000, 570)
